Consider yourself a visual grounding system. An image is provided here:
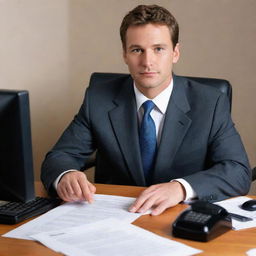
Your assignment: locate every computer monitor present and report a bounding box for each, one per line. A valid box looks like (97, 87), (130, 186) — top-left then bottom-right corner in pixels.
(0, 90), (35, 202)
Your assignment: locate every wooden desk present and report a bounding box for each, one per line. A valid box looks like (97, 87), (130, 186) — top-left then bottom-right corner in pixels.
(0, 183), (256, 256)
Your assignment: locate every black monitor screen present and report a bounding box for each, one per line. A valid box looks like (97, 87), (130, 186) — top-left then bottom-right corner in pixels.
(0, 90), (35, 202)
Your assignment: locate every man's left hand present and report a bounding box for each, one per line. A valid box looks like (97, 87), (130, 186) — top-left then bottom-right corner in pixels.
(129, 181), (185, 216)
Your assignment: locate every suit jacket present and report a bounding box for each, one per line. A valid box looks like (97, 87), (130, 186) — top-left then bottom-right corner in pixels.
(41, 74), (251, 201)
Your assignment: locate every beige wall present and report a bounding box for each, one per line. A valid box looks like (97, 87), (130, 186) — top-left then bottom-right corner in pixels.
(1, 0), (256, 192)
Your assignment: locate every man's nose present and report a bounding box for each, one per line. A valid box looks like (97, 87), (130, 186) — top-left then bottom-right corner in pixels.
(141, 50), (154, 68)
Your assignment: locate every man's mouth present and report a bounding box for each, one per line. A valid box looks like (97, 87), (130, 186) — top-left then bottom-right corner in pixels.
(139, 71), (158, 76)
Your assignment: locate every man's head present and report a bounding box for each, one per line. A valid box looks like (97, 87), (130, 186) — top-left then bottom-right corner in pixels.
(121, 5), (180, 98)
(120, 4), (179, 51)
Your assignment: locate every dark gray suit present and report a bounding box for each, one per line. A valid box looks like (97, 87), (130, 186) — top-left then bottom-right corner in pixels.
(41, 74), (251, 201)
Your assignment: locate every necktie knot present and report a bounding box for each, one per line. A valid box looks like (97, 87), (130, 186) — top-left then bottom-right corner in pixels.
(142, 100), (155, 115)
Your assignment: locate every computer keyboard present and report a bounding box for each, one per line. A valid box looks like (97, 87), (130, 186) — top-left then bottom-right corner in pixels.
(0, 197), (61, 224)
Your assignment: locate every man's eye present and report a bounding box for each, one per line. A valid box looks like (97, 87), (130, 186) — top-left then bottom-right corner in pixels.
(155, 47), (164, 52)
(131, 49), (142, 53)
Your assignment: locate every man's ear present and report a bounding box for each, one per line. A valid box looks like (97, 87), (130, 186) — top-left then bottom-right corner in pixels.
(172, 43), (180, 64)
(123, 48), (128, 64)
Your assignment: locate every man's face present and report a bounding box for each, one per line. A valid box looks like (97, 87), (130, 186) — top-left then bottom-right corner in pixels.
(123, 23), (180, 98)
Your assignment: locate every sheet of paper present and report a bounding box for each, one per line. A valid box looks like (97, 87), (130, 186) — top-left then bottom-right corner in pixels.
(3, 194), (148, 240)
(215, 196), (256, 230)
(31, 218), (202, 256)
(247, 248), (256, 256)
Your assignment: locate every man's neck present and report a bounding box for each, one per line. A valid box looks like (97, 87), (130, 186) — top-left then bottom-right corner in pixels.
(138, 87), (167, 99)
(135, 78), (173, 99)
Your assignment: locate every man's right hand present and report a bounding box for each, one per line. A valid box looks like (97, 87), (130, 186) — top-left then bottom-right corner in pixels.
(56, 170), (96, 203)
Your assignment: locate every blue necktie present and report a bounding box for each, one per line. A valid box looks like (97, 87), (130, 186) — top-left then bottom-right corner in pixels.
(139, 100), (157, 185)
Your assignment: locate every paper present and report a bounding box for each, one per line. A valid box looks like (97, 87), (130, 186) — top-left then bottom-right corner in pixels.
(247, 248), (256, 256)
(3, 194), (148, 240)
(31, 218), (202, 256)
(215, 196), (256, 230)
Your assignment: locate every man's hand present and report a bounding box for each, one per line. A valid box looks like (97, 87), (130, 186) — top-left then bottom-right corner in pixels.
(56, 171), (96, 203)
(129, 181), (185, 216)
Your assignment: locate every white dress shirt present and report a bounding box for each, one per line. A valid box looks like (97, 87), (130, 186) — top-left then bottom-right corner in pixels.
(134, 80), (196, 201)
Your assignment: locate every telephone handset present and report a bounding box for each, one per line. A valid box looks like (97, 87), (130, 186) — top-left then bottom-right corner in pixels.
(172, 201), (232, 242)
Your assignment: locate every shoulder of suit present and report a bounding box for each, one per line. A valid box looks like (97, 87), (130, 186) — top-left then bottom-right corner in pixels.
(174, 75), (223, 96)
(85, 73), (133, 103)
(88, 73), (132, 91)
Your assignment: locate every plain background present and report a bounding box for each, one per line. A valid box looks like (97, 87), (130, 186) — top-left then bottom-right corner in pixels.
(1, 0), (256, 193)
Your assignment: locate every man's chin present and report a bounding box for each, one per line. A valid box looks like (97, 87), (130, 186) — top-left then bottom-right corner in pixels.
(140, 84), (157, 89)
(137, 79), (161, 89)
(135, 77), (159, 88)
(136, 83), (161, 92)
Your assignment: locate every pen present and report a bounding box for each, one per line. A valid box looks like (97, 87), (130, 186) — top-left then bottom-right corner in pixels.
(229, 213), (253, 222)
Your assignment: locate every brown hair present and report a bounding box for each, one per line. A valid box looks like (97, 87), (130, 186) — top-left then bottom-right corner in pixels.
(120, 4), (179, 50)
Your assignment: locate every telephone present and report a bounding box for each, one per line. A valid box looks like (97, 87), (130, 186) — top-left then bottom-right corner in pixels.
(172, 201), (232, 242)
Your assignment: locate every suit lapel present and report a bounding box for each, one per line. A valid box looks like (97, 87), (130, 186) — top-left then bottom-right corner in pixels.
(109, 77), (146, 186)
(153, 75), (192, 182)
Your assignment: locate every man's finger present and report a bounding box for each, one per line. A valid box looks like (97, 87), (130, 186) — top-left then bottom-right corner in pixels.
(88, 182), (96, 194)
(70, 179), (83, 199)
(151, 201), (169, 216)
(129, 189), (156, 212)
(58, 185), (75, 202)
(136, 195), (159, 213)
(78, 176), (94, 203)
(64, 182), (75, 196)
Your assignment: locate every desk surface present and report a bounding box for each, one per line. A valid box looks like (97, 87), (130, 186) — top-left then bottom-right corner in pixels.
(0, 182), (256, 256)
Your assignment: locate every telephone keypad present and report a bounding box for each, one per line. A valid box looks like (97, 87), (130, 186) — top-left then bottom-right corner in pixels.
(184, 211), (211, 224)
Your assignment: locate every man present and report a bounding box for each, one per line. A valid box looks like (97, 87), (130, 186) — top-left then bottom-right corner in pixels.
(41, 5), (251, 216)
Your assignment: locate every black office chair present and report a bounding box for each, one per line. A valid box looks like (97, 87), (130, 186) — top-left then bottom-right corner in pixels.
(252, 167), (256, 181)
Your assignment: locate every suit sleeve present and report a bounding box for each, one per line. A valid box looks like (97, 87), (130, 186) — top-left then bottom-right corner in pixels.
(41, 88), (96, 195)
(184, 93), (251, 201)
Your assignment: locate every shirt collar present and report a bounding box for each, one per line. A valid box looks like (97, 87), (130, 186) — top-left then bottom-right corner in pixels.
(133, 79), (173, 114)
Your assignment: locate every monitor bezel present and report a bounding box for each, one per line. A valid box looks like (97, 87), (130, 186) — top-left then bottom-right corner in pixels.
(0, 90), (35, 202)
